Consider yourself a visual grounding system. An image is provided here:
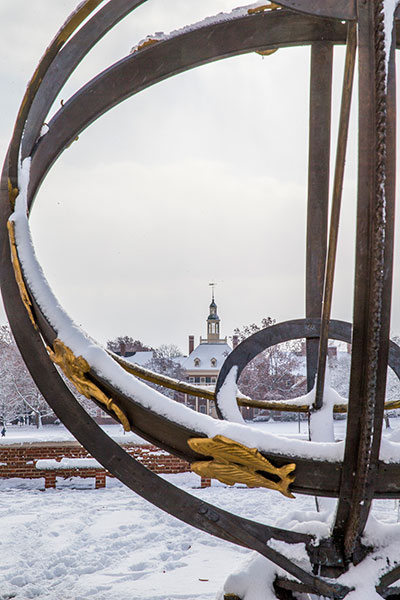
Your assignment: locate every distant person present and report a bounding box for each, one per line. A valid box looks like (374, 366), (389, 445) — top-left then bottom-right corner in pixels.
(1, 427), (5, 437)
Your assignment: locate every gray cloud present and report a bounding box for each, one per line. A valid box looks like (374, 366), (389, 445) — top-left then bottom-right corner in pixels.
(1, 1), (400, 353)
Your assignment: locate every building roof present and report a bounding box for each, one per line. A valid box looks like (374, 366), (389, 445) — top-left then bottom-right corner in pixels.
(182, 342), (231, 371)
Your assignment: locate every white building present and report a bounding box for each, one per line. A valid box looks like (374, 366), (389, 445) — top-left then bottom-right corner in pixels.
(111, 293), (232, 416)
(182, 293), (231, 414)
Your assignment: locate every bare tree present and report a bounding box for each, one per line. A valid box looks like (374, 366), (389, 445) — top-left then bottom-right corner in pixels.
(144, 344), (185, 400)
(326, 343), (400, 426)
(0, 339), (23, 425)
(107, 336), (152, 354)
(155, 344), (182, 359)
(0, 325), (55, 427)
(232, 319), (301, 405)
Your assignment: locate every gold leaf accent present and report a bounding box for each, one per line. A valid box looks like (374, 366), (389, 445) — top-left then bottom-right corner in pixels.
(8, 178), (18, 210)
(58, 0), (104, 44)
(247, 4), (279, 56)
(7, 220), (37, 329)
(256, 48), (278, 56)
(65, 135), (79, 149)
(48, 339), (131, 432)
(134, 38), (159, 53)
(247, 3), (280, 14)
(188, 435), (295, 498)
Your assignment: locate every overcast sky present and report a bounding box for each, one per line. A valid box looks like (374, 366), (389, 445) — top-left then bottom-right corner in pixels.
(1, 1), (400, 354)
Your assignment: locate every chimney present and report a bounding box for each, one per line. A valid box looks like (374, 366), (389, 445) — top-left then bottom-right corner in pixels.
(232, 335), (239, 349)
(189, 335), (194, 355)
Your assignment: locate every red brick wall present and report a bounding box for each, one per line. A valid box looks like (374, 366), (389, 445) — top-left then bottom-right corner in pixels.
(0, 442), (190, 482)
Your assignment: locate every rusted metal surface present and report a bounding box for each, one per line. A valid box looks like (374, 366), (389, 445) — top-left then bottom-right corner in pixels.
(1, 200), (324, 587)
(333, 0), (397, 563)
(314, 23), (357, 410)
(26, 11), (347, 208)
(21, 0), (147, 160)
(6, 0), (104, 195)
(2, 0), (400, 597)
(273, 0), (356, 20)
(305, 41), (332, 392)
(377, 565), (400, 595)
(217, 318), (350, 389)
(216, 317), (400, 411)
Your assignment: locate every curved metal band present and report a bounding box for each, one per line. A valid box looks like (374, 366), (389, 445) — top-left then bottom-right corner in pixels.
(1, 11), (348, 488)
(216, 318), (400, 405)
(0, 10), (357, 593)
(7, 0), (104, 192)
(21, 0), (147, 160)
(274, 0), (356, 20)
(3, 9), (400, 499)
(26, 11), (348, 204)
(217, 319), (349, 397)
(1, 187), (352, 597)
(1, 5), (400, 593)
(275, 0), (400, 19)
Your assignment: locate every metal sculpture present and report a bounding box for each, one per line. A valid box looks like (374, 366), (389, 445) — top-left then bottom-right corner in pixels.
(1, 0), (400, 597)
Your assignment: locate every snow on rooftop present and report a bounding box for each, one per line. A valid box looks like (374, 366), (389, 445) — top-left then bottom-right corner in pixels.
(172, 355), (186, 366)
(182, 342), (231, 371)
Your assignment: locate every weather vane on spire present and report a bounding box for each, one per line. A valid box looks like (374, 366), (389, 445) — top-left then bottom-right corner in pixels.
(209, 281), (217, 301)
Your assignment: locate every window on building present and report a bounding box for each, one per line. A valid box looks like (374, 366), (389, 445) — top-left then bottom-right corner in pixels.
(189, 377), (194, 383)
(194, 358), (200, 367)
(200, 377), (205, 383)
(211, 377), (216, 383)
(205, 377), (211, 383)
(186, 395), (195, 410)
(199, 405), (206, 414)
(211, 357), (217, 367)
(194, 377), (200, 384)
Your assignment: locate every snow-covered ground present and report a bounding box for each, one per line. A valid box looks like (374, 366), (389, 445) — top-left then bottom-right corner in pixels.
(2, 420), (400, 599)
(0, 424), (146, 446)
(2, 472), (399, 600)
(0, 418), (343, 445)
(0, 473), (310, 600)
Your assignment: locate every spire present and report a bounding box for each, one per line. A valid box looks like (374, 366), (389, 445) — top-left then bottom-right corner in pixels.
(199, 284), (228, 345)
(209, 281), (216, 302)
(206, 284), (220, 342)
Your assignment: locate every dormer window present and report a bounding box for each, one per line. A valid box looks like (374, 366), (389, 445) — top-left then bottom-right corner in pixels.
(194, 358), (201, 367)
(210, 357), (217, 367)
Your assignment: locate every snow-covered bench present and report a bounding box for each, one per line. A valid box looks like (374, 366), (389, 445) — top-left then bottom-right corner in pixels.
(35, 458), (107, 489)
